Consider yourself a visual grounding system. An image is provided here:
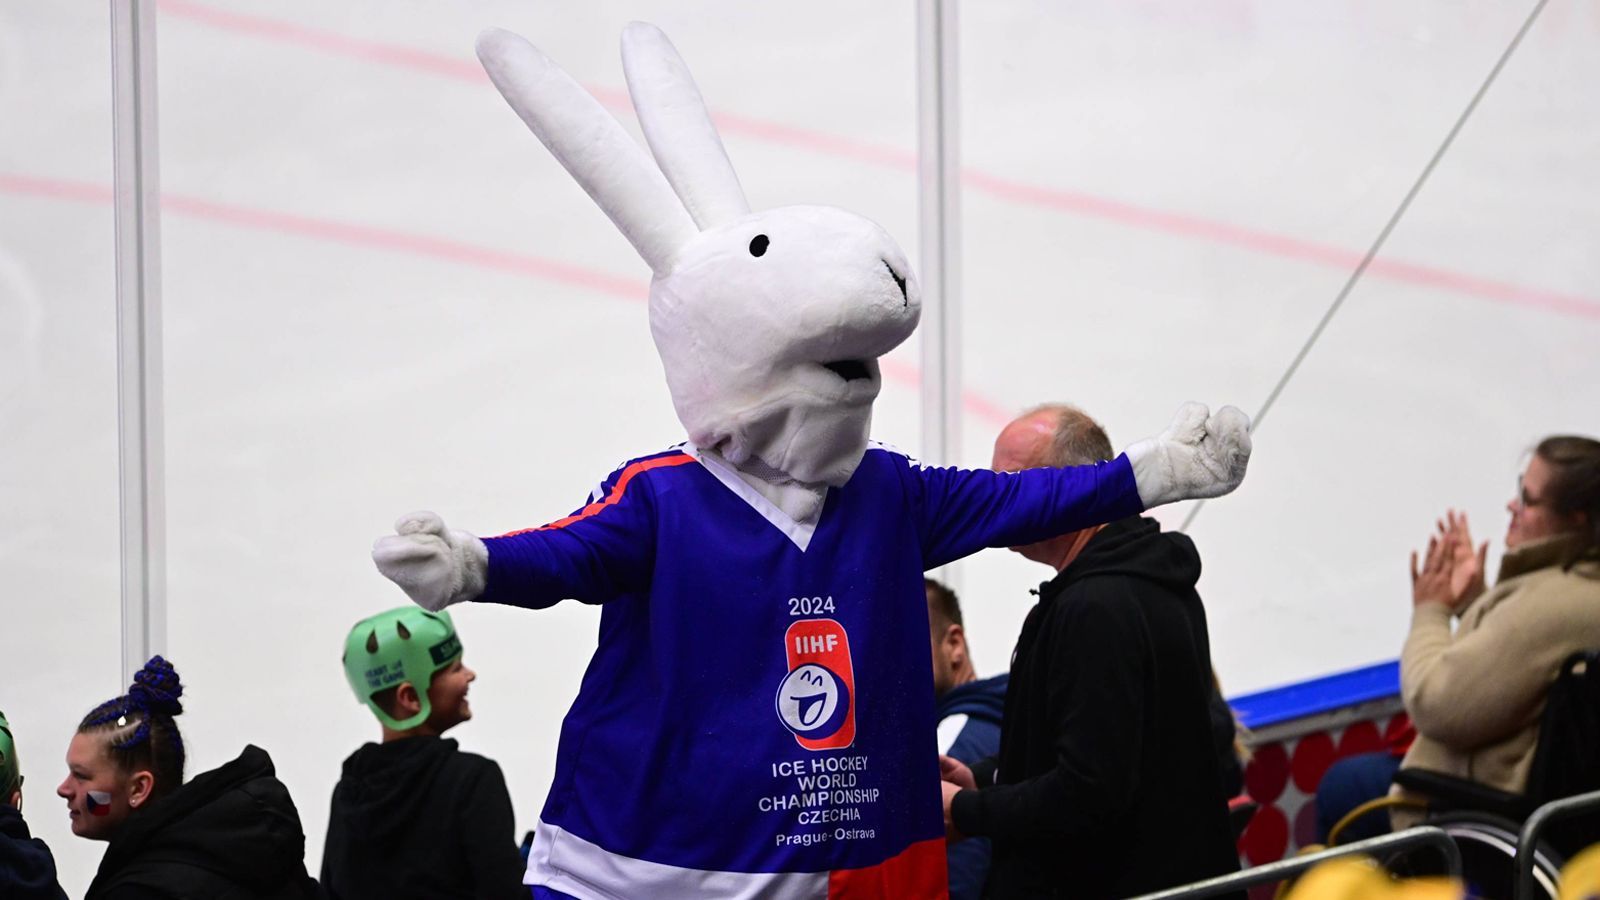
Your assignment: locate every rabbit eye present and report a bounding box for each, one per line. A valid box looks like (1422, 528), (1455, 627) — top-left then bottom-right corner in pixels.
(749, 235), (769, 257)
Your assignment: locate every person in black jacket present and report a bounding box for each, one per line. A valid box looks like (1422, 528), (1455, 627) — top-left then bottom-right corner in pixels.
(323, 607), (524, 900)
(927, 578), (1009, 900)
(1, 709), (66, 899)
(56, 656), (320, 899)
(940, 404), (1241, 899)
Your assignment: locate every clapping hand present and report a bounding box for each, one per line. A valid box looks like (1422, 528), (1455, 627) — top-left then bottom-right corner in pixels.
(1410, 509), (1488, 610)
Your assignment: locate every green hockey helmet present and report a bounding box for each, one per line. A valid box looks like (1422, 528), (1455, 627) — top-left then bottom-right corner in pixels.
(0, 709), (19, 798)
(342, 607), (463, 730)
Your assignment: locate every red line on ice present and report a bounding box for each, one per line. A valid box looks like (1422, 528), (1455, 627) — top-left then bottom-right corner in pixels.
(155, 0), (1600, 321)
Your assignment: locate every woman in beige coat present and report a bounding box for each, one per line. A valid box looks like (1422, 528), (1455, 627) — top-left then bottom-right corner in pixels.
(1399, 435), (1600, 810)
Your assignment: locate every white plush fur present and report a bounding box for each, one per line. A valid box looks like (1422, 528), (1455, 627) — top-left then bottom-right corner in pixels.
(621, 22), (750, 230)
(372, 23), (1251, 609)
(1123, 403), (1253, 508)
(478, 23), (920, 511)
(376, 23), (920, 605)
(475, 28), (695, 274)
(372, 511), (487, 611)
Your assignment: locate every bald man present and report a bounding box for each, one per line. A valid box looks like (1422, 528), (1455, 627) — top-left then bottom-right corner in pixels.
(939, 404), (1241, 899)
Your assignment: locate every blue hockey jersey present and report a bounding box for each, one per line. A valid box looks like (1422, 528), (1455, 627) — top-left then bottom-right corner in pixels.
(479, 443), (1143, 899)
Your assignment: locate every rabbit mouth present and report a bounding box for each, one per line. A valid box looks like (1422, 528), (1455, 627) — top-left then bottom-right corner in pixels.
(883, 260), (908, 306)
(821, 359), (873, 382)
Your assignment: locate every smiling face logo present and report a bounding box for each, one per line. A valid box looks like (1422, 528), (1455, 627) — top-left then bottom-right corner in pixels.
(776, 664), (848, 735)
(778, 619), (856, 750)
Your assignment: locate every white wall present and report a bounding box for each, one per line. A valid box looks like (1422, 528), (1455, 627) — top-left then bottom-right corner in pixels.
(2, 1), (1597, 894)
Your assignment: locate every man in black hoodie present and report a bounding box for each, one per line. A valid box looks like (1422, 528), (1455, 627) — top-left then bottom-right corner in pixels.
(324, 607), (524, 900)
(0, 710), (66, 899)
(940, 405), (1241, 899)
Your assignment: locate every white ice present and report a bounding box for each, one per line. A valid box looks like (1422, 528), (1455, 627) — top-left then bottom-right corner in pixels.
(2, 1), (1597, 891)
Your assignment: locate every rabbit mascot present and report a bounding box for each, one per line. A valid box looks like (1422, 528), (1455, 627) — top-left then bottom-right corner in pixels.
(374, 23), (1252, 900)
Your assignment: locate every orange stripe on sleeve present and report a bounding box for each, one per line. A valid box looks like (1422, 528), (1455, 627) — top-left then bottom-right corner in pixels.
(499, 453), (696, 537)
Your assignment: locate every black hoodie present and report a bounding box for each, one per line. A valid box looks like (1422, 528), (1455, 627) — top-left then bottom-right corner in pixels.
(321, 736), (524, 900)
(85, 744), (321, 900)
(950, 516), (1241, 899)
(0, 804), (67, 899)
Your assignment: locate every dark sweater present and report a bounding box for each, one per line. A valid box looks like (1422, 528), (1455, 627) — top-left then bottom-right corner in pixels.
(939, 674), (1009, 767)
(950, 516), (1240, 899)
(0, 804), (67, 899)
(85, 745), (321, 900)
(939, 674), (1009, 900)
(321, 736), (524, 900)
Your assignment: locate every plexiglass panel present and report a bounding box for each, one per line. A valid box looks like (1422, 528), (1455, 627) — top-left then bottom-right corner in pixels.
(19, 4), (1598, 890)
(0, 3), (123, 892)
(958, 1), (1600, 694)
(153, 0), (916, 874)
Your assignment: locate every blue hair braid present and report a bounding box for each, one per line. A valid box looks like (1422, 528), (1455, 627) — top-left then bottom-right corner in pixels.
(76, 656), (187, 797)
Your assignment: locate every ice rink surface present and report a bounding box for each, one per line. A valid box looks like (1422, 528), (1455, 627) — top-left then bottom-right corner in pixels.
(3, 1), (1598, 890)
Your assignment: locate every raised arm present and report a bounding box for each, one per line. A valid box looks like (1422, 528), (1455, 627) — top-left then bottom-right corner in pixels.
(1402, 585), (1581, 751)
(913, 456), (1144, 570)
(372, 458), (665, 611)
(912, 402), (1251, 569)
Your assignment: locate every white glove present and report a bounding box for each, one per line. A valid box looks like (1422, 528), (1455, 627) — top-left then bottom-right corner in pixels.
(1123, 403), (1252, 508)
(372, 511), (489, 611)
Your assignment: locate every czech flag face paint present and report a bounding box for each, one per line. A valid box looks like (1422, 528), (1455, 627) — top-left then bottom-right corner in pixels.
(86, 790), (112, 817)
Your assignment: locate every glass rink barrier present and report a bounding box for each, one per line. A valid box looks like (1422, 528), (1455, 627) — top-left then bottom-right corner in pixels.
(1222, 667), (1600, 900)
(1230, 661), (1408, 871)
(4, 0), (1600, 896)
(1228, 662), (1410, 897)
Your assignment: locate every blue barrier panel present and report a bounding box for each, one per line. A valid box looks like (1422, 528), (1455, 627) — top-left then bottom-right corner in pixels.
(1229, 660), (1400, 730)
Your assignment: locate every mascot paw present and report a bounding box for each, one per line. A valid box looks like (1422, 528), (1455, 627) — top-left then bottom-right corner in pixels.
(1124, 403), (1252, 508)
(372, 511), (489, 611)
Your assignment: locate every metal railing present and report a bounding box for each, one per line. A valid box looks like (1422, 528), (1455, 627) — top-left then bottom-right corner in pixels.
(1128, 826), (1462, 900)
(1516, 788), (1600, 900)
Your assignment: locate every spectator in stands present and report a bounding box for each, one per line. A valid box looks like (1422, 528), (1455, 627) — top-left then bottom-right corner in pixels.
(323, 607), (524, 899)
(939, 403), (1240, 898)
(927, 577), (1007, 900)
(1396, 435), (1600, 819)
(60, 656), (320, 899)
(0, 709), (66, 898)
(1317, 436), (1600, 839)
(1314, 718), (1414, 843)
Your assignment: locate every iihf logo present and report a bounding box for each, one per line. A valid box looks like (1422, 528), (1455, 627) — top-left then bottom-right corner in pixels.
(776, 619), (856, 750)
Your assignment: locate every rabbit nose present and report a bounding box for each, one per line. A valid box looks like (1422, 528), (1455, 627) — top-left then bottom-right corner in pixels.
(882, 260), (908, 306)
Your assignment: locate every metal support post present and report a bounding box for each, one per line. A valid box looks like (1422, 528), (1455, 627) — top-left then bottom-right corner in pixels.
(916, 0), (962, 468)
(111, 0), (167, 675)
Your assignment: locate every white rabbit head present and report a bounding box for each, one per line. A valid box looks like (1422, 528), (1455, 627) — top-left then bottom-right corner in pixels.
(477, 24), (921, 492)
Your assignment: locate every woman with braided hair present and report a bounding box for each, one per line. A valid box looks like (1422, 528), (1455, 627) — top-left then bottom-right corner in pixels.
(57, 657), (321, 899)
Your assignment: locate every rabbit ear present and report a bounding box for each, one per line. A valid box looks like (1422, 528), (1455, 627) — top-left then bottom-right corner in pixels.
(476, 28), (695, 274)
(621, 22), (751, 230)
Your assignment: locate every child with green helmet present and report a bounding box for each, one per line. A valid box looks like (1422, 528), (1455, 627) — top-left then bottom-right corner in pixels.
(323, 607), (526, 899)
(0, 709), (67, 898)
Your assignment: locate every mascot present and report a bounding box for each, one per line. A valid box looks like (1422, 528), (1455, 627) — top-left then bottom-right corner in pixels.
(374, 23), (1252, 899)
